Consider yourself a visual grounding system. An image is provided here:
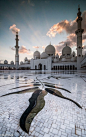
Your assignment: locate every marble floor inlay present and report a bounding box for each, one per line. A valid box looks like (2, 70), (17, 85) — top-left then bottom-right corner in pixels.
(0, 70), (86, 137)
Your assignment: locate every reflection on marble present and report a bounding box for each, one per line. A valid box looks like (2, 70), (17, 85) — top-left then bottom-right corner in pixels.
(0, 70), (86, 137)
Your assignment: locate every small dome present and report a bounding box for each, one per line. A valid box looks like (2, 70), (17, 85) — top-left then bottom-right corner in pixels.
(62, 44), (71, 56)
(45, 44), (55, 56)
(24, 57), (29, 63)
(55, 53), (59, 58)
(24, 57), (28, 61)
(20, 61), (23, 65)
(10, 61), (14, 64)
(40, 52), (49, 59)
(4, 60), (8, 64)
(72, 51), (76, 57)
(60, 55), (62, 59)
(33, 51), (40, 59)
(56, 53), (58, 56)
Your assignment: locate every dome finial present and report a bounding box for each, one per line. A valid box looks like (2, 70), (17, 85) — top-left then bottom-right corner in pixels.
(16, 31), (18, 35)
(78, 4), (80, 11)
(77, 4), (81, 17)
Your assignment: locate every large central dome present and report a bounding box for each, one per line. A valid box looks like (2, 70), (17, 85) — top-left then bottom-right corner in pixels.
(62, 44), (71, 56)
(45, 44), (55, 56)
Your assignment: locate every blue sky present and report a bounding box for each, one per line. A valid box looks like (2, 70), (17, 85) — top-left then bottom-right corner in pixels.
(0, 0), (86, 63)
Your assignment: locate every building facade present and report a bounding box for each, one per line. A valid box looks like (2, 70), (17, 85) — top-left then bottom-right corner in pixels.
(0, 7), (86, 70)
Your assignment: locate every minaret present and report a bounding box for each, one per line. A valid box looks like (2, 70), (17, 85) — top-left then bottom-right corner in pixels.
(75, 5), (84, 70)
(15, 32), (19, 69)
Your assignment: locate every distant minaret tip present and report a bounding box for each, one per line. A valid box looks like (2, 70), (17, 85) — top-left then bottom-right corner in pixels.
(78, 4), (80, 11)
(16, 31), (18, 35)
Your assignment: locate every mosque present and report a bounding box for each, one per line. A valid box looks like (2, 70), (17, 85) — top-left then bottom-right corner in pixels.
(0, 7), (86, 70)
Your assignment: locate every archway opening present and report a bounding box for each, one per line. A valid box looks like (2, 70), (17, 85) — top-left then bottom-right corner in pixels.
(73, 65), (75, 70)
(70, 65), (72, 70)
(44, 65), (46, 70)
(35, 65), (37, 70)
(38, 64), (42, 70)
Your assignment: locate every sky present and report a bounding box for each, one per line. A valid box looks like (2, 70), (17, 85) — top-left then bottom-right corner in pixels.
(0, 0), (86, 63)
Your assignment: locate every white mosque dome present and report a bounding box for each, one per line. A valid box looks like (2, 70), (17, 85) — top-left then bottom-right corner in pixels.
(60, 55), (62, 59)
(10, 61), (14, 64)
(24, 57), (28, 61)
(40, 52), (49, 59)
(45, 44), (55, 56)
(55, 53), (59, 58)
(33, 51), (40, 59)
(20, 61), (23, 65)
(25, 61), (29, 63)
(62, 44), (71, 56)
(4, 60), (8, 64)
(24, 57), (29, 63)
(72, 51), (76, 57)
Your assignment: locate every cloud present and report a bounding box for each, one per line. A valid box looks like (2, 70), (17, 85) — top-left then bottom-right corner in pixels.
(47, 11), (86, 37)
(54, 44), (63, 56)
(47, 10), (86, 56)
(46, 20), (77, 37)
(42, 46), (45, 49)
(9, 24), (20, 34)
(10, 46), (33, 55)
(66, 33), (77, 46)
(82, 45), (86, 55)
(19, 46), (33, 55)
(55, 33), (86, 56)
(56, 33), (77, 51)
(58, 33), (86, 49)
(83, 45), (86, 49)
(28, 0), (35, 6)
(82, 34), (86, 43)
(33, 46), (39, 49)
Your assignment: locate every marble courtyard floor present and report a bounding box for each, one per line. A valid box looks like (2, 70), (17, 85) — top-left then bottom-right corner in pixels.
(0, 70), (86, 137)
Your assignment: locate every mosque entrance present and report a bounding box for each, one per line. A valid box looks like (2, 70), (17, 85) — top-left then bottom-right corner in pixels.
(44, 65), (46, 70)
(38, 64), (42, 70)
(35, 65), (37, 70)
